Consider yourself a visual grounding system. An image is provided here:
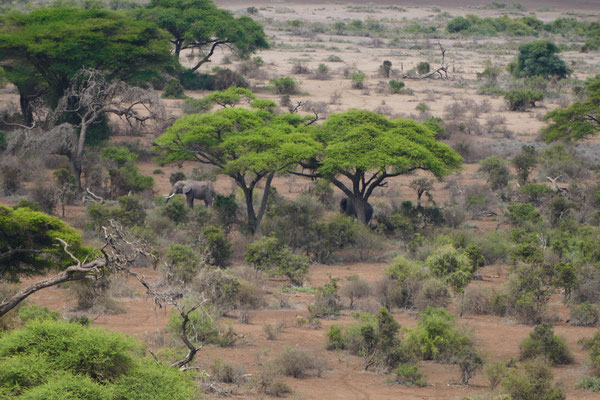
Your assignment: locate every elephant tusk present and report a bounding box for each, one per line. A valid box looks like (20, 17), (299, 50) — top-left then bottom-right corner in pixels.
(165, 193), (175, 199)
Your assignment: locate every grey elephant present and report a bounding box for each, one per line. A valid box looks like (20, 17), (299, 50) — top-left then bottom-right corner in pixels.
(340, 197), (374, 224)
(165, 180), (215, 208)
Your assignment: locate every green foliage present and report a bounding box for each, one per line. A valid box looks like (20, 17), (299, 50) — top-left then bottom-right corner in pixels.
(392, 364), (426, 387)
(512, 145), (537, 185)
(583, 330), (600, 376)
(569, 302), (599, 327)
(0, 205), (93, 282)
(201, 225), (232, 268)
(183, 97), (212, 114)
(381, 60), (392, 78)
(155, 106), (317, 232)
(17, 305), (61, 324)
(389, 79), (406, 94)
(179, 70), (215, 90)
(163, 197), (189, 224)
(203, 87), (256, 108)
(511, 41), (570, 79)
(326, 325), (345, 350)
(576, 376), (600, 392)
(167, 307), (219, 344)
(508, 204), (542, 228)
(165, 244), (200, 282)
(404, 307), (473, 362)
(447, 16), (471, 33)
(447, 14), (542, 36)
(169, 172), (186, 185)
(245, 236), (308, 285)
(308, 277), (342, 319)
(101, 146), (154, 196)
(543, 75), (600, 142)
(457, 347), (484, 385)
(213, 194), (238, 232)
(0, 7), (173, 107)
(416, 62), (430, 75)
(479, 156), (510, 190)
(161, 78), (186, 99)
(501, 357), (565, 400)
(271, 76), (299, 94)
(505, 89), (544, 111)
(0, 321), (195, 399)
(137, 0), (268, 70)
(519, 323), (573, 365)
(349, 71), (366, 89)
(477, 59), (502, 85)
(111, 196), (146, 227)
(425, 245), (473, 292)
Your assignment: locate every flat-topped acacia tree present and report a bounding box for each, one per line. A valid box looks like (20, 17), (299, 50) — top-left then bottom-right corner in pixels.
(136, 0), (268, 71)
(296, 109), (463, 224)
(154, 106), (318, 233)
(0, 7), (174, 125)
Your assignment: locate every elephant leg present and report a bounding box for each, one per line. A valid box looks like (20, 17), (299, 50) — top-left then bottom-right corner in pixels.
(187, 195), (194, 208)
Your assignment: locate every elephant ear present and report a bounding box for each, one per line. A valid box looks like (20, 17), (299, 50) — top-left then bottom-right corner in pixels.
(182, 183), (192, 194)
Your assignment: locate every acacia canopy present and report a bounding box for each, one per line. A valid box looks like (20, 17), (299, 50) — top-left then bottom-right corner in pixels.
(137, 0), (268, 70)
(301, 110), (462, 223)
(155, 105), (317, 232)
(0, 205), (93, 282)
(0, 7), (174, 121)
(543, 75), (600, 142)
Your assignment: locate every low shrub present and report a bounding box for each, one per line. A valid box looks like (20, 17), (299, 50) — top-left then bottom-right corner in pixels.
(271, 77), (299, 95)
(416, 62), (430, 75)
(179, 70), (215, 90)
(501, 357), (565, 400)
(519, 323), (573, 366)
(504, 89), (544, 111)
(404, 307), (473, 362)
(569, 302), (599, 327)
(350, 71), (366, 89)
(161, 79), (186, 99)
(391, 364), (426, 387)
(275, 347), (327, 378)
(484, 361), (507, 390)
(576, 376), (600, 392)
(389, 79), (405, 93)
(201, 225), (232, 268)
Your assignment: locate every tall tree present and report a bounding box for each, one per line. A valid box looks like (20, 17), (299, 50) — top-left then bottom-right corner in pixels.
(543, 75), (600, 142)
(296, 110), (462, 224)
(136, 0), (268, 71)
(154, 105), (317, 233)
(0, 7), (174, 124)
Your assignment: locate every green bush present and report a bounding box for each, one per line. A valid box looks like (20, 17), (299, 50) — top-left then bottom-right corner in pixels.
(167, 307), (219, 344)
(505, 89), (544, 111)
(271, 76), (299, 94)
(569, 302), (599, 327)
(182, 97), (212, 114)
(447, 16), (471, 33)
(425, 245), (473, 292)
(416, 62), (430, 75)
(179, 70), (215, 90)
(112, 195), (147, 226)
(501, 357), (565, 400)
(213, 194), (238, 232)
(404, 307), (473, 362)
(201, 225), (232, 268)
(169, 172), (186, 185)
(161, 79), (186, 99)
(165, 244), (200, 282)
(519, 323), (573, 365)
(510, 41), (570, 79)
(163, 197), (189, 224)
(457, 347), (484, 385)
(0, 320), (196, 399)
(389, 79), (405, 94)
(581, 330), (600, 376)
(479, 156), (510, 191)
(308, 277), (342, 319)
(576, 376), (600, 392)
(391, 363), (426, 387)
(350, 71), (366, 89)
(245, 236), (309, 285)
(17, 305), (61, 324)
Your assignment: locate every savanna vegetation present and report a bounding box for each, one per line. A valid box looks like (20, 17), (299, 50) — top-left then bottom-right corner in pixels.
(1, 0), (600, 398)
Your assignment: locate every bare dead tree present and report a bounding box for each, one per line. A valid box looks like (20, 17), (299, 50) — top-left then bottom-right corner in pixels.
(50, 68), (167, 188)
(546, 175), (569, 193)
(402, 42), (449, 80)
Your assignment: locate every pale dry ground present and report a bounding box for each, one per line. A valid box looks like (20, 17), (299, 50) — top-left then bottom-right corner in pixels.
(5, 1), (600, 399)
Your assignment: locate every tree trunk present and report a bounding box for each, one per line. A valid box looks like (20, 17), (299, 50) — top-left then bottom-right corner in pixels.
(19, 93), (34, 127)
(242, 186), (258, 233)
(0, 260), (103, 318)
(255, 173), (274, 229)
(353, 197), (368, 224)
